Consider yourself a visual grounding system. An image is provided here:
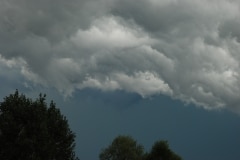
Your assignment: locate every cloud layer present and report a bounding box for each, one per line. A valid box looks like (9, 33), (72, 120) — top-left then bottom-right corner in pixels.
(1, 0), (240, 112)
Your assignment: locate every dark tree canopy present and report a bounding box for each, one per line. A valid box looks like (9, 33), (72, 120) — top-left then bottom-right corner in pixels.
(147, 141), (182, 160)
(0, 90), (78, 160)
(99, 136), (182, 160)
(99, 135), (145, 160)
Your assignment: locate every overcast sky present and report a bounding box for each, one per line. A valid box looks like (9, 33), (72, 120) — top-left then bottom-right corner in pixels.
(1, 0), (240, 159)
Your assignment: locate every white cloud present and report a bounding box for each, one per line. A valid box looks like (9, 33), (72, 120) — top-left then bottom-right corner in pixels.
(113, 71), (173, 97)
(0, 54), (26, 68)
(1, 0), (240, 112)
(71, 16), (155, 51)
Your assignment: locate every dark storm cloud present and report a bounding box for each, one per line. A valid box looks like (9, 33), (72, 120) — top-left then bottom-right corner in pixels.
(1, 0), (240, 112)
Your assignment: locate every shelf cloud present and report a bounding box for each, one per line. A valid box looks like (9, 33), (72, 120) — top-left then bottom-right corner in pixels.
(1, 0), (240, 112)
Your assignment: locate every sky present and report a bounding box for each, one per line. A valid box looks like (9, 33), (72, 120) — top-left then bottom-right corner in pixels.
(1, 0), (240, 159)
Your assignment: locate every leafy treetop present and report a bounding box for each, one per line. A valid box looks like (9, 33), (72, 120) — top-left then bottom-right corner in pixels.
(0, 90), (79, 160)
(99, 135), (182, 160)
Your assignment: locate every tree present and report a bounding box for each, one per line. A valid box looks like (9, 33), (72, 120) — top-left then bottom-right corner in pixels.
(99, 135), (144, 160)
(99, 136), (182, 160)
(146, 141), (182, 160)
(0, 90), (79, 160)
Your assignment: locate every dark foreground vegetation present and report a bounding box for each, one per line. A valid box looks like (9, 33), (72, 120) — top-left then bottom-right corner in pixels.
(0, 90), (78, 160)
(0, 90), (182, 160)
(99, 135), (182, 160)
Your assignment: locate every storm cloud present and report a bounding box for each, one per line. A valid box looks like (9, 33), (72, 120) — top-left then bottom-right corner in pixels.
(1, 0), (240, 112)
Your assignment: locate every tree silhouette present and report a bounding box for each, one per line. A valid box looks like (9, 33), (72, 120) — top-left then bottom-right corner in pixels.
(100, 136), (182, 160)
(146, 140), (182, 160)
(99, 135), (144, 160)
(0, 90), (79, 160)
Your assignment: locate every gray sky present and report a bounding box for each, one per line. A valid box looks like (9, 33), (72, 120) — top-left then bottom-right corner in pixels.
(1, 0), (240, 112)
(1, 0), (240, 159)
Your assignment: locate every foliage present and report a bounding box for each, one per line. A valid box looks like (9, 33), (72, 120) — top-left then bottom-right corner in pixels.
(99, 136), (182, 160)
(99, 135), (145, 160)
(146, 140), (182, 160)
(0, 90), (78, 160)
